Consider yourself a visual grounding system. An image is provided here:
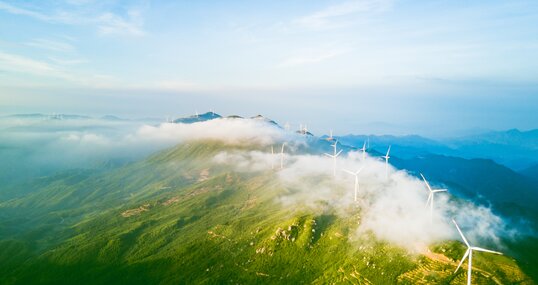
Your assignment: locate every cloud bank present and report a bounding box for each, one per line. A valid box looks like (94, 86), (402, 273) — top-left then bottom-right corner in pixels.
(0, 114), (513, 253)
(212, 147), (513, 252)
(0, 116), (286, 184)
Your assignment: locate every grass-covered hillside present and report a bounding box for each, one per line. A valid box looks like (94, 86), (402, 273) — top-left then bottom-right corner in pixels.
(0, 138), (535, 284)
(0, 136), (533, 284)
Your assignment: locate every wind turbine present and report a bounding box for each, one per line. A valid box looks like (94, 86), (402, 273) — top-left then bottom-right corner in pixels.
(324, 140), (342, 177)
(360, 141), (367, 160)
(280, 142), (286, 169)
(271, 145), (275, 170)
(343, 167), (364, 201)
(452, 219), (503, 285)
(382, 146), (391, 178)
(420, 173), (447, 222)
(195, 110), (199, 118)
(328, 130), (334, 141)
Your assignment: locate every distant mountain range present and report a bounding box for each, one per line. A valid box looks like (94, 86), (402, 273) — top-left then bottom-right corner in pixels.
(337, 129), (538, 171)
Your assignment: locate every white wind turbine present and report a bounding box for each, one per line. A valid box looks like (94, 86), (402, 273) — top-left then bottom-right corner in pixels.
(360, 141), (367, 160)
(382, 145), (391, 178)
(280, 142), (287, 169)
(328, 130), (334, 140)
(343, 167), (364, 201)
(271, 145), (275, 170)
(324, 140), (342, 177)
(452, 219), (503, 285)
(420, 173), (447, 222)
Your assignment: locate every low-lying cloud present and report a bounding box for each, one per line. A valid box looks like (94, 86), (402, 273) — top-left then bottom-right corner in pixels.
(213, 147), (514, 252)
(0, 114), (514, 253)
(0, 116), (285, 185)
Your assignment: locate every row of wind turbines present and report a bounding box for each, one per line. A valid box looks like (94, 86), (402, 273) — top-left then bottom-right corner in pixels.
(270, 131), (502, 285)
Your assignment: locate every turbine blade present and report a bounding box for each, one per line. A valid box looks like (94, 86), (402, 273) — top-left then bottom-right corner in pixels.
(356, 167), (364, 175)
(452, 219), (470, 247)
(420, 173), (433, 192)
(324, 153), (332, 158)
(386, 145), (391, 156)
(454, 249), (470, 273)
(432, 189), (448, 193)
(335, 150), (343, 157)
(342, 169), (355, 175)
(471, 247), (502, 255)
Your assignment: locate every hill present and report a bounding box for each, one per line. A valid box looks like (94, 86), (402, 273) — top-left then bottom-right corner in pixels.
(0, 133), (535, 284)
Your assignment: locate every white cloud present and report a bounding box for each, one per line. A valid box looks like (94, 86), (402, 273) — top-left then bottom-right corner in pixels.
(213, 147), (513, 252)
(0, 1), (54, 21)
(97, 9), (145, 36)
(135, 118), (285, 146)
(26, 38), (75, 53)
(48, 56), (87, 66)
(0, 1), (146, 37)
(294, 0), (392, 30)
(0, 51), (61, 76)
(0, 50), (116, 87)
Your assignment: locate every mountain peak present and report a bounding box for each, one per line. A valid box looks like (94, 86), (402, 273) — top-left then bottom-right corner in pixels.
(173, 112), (222, 124)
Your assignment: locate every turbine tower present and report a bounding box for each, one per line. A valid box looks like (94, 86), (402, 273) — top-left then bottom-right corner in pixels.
(420, 173), (447, 222)
(343, 167), (364, 201)
(360, 141), (367, 160)
(271, 145), (275, 170)
(382, 146), (391, 178)
(280, 142), (287, 169)
(452, 219), (503, 285)
(324, 140), (342, 177)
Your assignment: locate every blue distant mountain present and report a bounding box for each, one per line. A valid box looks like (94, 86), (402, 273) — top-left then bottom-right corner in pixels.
(338, 129), (538, 171)
(173, 112), (221, 123)
(521, 164), (538, 182)
(100, 115), (125, 121)
(251, 114), (279, 126)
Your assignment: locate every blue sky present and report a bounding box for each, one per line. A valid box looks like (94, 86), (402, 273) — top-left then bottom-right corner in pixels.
(1, 0), (537, 136)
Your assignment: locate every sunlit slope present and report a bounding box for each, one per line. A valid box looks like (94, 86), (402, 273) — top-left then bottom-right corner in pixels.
(0, 141), (533, 284)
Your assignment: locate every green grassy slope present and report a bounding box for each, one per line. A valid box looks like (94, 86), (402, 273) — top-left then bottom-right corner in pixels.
(0, 141), (534, 284)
